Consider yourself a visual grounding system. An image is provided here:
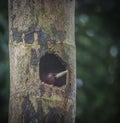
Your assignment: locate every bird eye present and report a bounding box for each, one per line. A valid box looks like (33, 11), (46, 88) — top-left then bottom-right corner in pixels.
(39, 53), (67, 87)
(48, 73), (53, 77)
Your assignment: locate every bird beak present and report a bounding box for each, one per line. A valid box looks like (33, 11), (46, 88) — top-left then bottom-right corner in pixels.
(55, 70), (68, 78)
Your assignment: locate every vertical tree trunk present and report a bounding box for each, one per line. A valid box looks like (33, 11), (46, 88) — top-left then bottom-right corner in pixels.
(9, 0), (76, 123)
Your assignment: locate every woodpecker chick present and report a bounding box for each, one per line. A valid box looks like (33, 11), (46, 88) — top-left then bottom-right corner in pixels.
(46, 70), (68, 85)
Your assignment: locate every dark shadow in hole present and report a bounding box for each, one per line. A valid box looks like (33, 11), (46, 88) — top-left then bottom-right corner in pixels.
(40, 53), (67, 87)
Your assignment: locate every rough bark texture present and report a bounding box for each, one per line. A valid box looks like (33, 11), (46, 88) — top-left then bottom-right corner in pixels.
(9, 0), (76, 123)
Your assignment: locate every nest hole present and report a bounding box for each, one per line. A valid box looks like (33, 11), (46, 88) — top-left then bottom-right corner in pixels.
(40, 53), (67, 87)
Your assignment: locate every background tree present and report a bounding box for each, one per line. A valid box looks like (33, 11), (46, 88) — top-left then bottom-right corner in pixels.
(0, 0), (120, 123)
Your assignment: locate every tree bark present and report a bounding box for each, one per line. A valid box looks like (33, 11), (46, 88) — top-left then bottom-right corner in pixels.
(9, 0), (76, 123)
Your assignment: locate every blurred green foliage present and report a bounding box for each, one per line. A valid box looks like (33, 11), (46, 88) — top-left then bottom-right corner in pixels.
(0, 0), (120, 123)
(76, 0), (120, 123)
(0, 0), (9, 123)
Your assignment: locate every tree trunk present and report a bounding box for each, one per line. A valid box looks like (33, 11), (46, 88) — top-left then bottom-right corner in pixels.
(9, 0), (76, 123)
